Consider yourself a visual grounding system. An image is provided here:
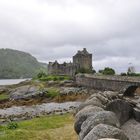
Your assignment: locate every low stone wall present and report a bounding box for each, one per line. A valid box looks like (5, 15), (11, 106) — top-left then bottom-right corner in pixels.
(76, 74), (140, 92)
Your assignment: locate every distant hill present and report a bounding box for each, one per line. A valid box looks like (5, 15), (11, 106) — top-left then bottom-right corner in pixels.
(0, 48), (47, 79)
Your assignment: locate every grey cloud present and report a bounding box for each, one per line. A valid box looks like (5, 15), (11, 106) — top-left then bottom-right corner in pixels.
(0, 0), (140, 73)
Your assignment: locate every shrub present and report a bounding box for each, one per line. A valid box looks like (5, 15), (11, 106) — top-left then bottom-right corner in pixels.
(53, 77), (58, 81)
(127, 73), (140, 77)
(37, 71), (47, 79)
(36, 74), (71, 81)
(7, 122), (18, 130)
(121, 73), (127, 76)
(99, 67), (115, 75)
(46, 88), (59, 98)
(59, 76), (65, 81)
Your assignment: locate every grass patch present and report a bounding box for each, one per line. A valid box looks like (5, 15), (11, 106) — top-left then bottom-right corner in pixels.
(35, 74), (71, 81)
(46, 88), (60, 98)
(0, 114), (77, 140)
(0, 93), (9, 100)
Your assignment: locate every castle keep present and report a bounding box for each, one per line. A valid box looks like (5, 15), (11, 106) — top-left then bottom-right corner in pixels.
(48, 48), (92, 76)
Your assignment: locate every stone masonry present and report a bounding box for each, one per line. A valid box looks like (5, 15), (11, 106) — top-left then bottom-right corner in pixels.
(48, 48), (92, 76)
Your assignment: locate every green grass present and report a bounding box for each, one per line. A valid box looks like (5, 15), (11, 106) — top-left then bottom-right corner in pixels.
(0, 114), (77, 140)
(0, 94), (9, 100)
(37, 75), (71, 81)
(46, 88), (60, 98)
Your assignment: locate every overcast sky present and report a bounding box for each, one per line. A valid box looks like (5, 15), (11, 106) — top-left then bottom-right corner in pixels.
(0, 0), (140, 73)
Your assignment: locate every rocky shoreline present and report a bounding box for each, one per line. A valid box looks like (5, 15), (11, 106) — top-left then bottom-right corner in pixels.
(0, 80), (88, 124)
(1, 79), (140, 140)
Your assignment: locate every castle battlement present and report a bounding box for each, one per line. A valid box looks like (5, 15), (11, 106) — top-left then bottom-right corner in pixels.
(48, 48), (92, 76)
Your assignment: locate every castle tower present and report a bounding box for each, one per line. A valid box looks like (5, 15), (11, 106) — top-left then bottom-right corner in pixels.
(73, 48), (92, 72)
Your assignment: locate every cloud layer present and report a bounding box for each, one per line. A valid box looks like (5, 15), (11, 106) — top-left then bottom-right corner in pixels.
(0, 0), (140, 73)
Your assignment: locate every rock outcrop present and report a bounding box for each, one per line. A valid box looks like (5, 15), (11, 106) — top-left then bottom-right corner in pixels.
(10, 85), (46, 100)
(0, 101), (81, 124)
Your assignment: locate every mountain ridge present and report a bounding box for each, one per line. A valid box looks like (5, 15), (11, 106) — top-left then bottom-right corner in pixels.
(0, 48), (47, 79)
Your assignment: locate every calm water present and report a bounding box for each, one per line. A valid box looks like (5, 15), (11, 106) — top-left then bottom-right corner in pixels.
(0, 79), (29, 85)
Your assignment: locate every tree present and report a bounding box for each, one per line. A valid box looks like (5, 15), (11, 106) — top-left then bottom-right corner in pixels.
(100, 67), (115, 75)
(92, 69), (96, 74)
(37, 71), (47, 79)
(120, 73), (127, 76)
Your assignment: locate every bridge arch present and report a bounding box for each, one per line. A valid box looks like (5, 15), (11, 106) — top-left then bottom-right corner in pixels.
(123, 85), (139, 97)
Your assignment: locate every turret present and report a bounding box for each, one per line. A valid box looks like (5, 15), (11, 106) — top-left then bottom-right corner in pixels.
(73, 48), (92, 72)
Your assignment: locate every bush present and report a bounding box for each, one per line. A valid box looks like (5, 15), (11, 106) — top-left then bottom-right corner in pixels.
(53, 77), (58, 81)
(121, 73), (127, 76)
(46, 88), (59, 98)
(92, 69), (96, 74)
(37, 71), (47, 79)
(127, 73), (140, 77)
(7, 122), (18, 130)
(59, 76), (65, 81)
(36, 74), (71, 81)
(99, 67), (115, 75)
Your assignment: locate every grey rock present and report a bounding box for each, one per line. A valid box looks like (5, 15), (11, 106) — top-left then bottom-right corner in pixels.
(121, 119), (140, 140)
(74, 106), (103, 134)
(60, 87), (87, 96)
(106, 99), (133, 125)
(10, 85), (46, 100)
(0, 101), (81, 123)
(75, 105), (103, 120)
(83, 124), (128, 140)
(80, 111), (120, 140)
(75, 98), (104, 115)
(88, 93), (109, 105)
(133, 107), (140, 122)
(101, 91), (119, 99)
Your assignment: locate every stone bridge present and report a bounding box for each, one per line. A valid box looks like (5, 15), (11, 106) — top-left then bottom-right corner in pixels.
(76, 74), (140, 95)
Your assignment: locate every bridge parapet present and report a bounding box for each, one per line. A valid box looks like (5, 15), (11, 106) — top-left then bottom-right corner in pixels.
(76, 74), (140, 93)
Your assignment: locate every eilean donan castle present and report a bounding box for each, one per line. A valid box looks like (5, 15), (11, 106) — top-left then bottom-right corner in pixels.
(48, 48), (92, 76)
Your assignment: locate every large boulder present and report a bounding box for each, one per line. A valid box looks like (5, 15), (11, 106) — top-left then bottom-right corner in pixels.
(75, 97), (104, 114)
(83, 124), (128, 140)
(121, 119), (140, 140)
(79, 111), (120, 140)
(10, 85), (46, 100)
(87, 92), (109, 105)
(106, 99), (133, 125)
(133, 107), (140, 122)
(74, 106), (104, 134)
(101, 91), (119, 99)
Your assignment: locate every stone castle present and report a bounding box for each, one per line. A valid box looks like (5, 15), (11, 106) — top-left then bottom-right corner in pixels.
(48, 48), (92, 76)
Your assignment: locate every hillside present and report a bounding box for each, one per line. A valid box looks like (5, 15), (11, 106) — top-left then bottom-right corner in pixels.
(0, 48), (47, 79)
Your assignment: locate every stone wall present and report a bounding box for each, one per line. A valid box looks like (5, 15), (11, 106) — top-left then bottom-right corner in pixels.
(48, 61), (76, 76)
(76, 74), (140, 92)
